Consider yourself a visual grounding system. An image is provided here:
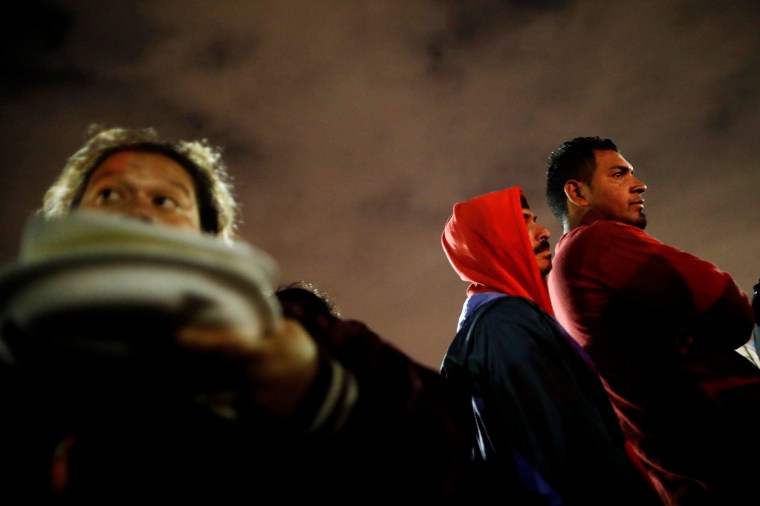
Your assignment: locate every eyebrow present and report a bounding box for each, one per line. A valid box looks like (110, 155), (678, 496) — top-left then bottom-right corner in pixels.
(87, 166), (120, 185)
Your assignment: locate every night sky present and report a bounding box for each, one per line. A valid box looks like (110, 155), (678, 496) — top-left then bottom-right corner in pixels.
(1, 0), (759, 369)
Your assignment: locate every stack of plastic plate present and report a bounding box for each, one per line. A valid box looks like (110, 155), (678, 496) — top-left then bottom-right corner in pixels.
(0, 210), (282, 372)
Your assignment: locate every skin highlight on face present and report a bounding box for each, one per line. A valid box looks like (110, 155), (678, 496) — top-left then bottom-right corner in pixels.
(78, 150), (202, 232)
(579, 150), (647, 230)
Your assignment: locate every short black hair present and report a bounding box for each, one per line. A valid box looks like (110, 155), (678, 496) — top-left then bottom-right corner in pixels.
(545, 136), (618, 222)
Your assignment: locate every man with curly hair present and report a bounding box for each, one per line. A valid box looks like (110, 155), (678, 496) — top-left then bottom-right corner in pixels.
(41, 125), (238, 240)
(1, 125), (473, 502)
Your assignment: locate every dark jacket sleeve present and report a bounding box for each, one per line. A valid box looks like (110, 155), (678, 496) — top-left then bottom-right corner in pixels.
(277, 289), (473, 501)
(443, 297), (661, 505)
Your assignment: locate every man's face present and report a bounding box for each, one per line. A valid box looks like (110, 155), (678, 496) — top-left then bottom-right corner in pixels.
(78, 150), (201, 232)
(523, 207), (552, 276)
(584, 149), (647, 229)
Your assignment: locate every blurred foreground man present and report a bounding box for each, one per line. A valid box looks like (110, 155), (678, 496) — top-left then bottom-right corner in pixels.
(0, 126), (471, 502)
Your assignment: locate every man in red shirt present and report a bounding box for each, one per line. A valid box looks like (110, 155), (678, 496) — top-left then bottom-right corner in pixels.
(545, 136), (760, 505)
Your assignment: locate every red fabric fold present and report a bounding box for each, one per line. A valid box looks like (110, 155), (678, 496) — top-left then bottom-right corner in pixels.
(442, 186), (553, 315)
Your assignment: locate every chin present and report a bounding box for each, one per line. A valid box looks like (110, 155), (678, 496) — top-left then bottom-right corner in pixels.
(622, 213), (647, 230)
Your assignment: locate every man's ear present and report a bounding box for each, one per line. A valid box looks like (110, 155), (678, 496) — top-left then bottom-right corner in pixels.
(564, 180), (587, 206)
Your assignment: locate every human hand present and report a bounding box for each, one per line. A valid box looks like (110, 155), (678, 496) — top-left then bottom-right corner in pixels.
(174, 317), (320, 420)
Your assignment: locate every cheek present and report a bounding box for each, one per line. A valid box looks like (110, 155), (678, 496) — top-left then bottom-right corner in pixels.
(594, 190), (618, 208)
(78, 198), (116, 213)
(173, 209), (202, 230)
(76, 189), (97, 209)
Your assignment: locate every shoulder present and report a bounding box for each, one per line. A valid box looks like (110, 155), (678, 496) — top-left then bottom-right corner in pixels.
(570, 220), (645, 239)
(560, 221), (655, 254)
(456, 296), (546, 341)
(467, 298), (567, 362)
(475, 296), (549, 332)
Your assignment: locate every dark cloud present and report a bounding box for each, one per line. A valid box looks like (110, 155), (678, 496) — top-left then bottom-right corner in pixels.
(425, 0), (571, 76)
(192, 36), (260, 71)
(705, 62), (760, 134)
(0, 1), (82, 91)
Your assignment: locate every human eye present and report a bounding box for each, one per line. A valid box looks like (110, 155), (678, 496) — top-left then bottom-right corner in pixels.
(94, 188), (123, 205)
(611, 169), (627, 179)
(153, 195), (180, 210)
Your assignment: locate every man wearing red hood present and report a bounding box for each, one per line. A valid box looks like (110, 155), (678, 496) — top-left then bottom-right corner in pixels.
(440, 186), (660, 505)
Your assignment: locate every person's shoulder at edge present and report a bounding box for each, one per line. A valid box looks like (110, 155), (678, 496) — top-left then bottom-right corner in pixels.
(473, 296), (551, 333)
(560, 219), (654, 247)
(574, 219), (643, 235)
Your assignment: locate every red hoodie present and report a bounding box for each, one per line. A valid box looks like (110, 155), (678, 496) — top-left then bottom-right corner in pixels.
(441, 186), (553, 315)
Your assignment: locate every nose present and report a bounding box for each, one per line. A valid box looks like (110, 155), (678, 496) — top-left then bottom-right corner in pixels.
(632, 176), (647, 194)
(532, 223), (550, 242)
(124, 195), (157, 223)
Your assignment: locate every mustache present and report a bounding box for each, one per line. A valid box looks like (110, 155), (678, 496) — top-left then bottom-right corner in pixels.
(534, 240), (551, 254)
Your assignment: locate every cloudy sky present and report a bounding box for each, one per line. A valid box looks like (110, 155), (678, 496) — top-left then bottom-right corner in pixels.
(1, 0), (759, 369)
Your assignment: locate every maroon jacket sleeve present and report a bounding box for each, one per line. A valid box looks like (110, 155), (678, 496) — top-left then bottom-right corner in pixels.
(560, 221), (753, 352)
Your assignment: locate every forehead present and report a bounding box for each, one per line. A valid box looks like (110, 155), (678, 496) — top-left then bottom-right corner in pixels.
(90, 150), (196, 189)
(592, 149), (632, 172)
